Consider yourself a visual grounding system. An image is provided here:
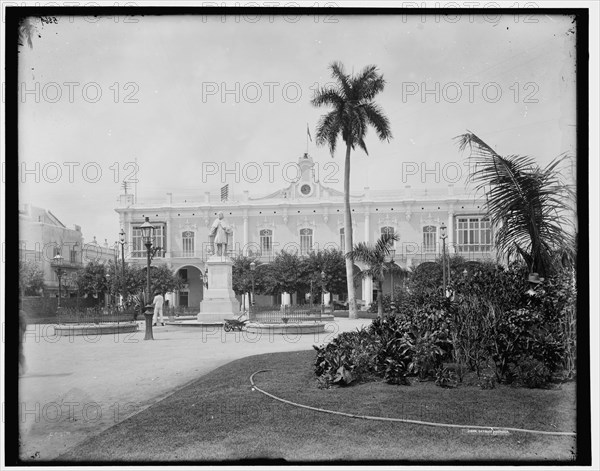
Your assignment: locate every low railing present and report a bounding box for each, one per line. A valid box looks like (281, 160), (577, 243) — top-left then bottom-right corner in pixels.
(165, 306), (198, 320)
(57, 306), (138, 324)
(248, 304), (325, 324)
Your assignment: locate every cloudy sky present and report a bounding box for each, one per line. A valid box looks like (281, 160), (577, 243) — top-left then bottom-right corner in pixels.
(18, 9), (577, 244)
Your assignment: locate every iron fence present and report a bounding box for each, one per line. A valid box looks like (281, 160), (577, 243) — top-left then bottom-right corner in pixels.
(57, 306), (138, 324)
(248, 304), (325, 324)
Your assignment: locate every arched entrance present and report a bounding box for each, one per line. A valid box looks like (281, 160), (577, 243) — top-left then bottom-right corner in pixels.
(175, 265), (204, 308)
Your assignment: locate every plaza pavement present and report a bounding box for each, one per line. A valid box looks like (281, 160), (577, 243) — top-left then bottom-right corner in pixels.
(18, 317), (372, 461)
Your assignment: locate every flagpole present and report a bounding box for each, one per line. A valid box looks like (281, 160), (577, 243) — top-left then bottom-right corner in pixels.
(306, 122), (311, 154)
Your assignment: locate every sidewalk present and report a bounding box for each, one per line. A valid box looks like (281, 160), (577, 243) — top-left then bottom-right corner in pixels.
(18, 318), (372, 461)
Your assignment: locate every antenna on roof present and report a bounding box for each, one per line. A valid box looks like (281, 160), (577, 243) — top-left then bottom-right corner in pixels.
(121, 180), (130, 194)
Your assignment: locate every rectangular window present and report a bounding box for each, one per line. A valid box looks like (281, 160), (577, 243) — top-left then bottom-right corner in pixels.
(179, 269), (188, 283)
(182, 231), (195, 257)
(339, 228), (345, 253)
(456, 217), (492, 252)
(260, 229), (273, 256)
(132, 223), (166, 258)
(300, 228), (313, 255)
(423, 226), (437, 252)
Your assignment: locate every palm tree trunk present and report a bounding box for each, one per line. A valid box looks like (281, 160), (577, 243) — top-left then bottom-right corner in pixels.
(344, 142), (358, 319)
(377, 279), (384, 318)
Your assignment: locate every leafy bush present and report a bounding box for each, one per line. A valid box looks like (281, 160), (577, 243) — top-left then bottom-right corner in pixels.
(435, 366), (458, 389)
(313, 328), (376, 387)
(478, 374), (496, 390)
(511, 358), (553, 389)
(314, 263), (576, 389)
(490, 307), (564, 386)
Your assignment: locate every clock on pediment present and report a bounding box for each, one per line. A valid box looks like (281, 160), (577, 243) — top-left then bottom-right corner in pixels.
(300, 183), (312, 196)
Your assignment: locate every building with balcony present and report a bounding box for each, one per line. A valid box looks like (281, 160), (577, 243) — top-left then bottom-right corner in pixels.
(115, 153), (495, 309)
(19, 204), (117, 297)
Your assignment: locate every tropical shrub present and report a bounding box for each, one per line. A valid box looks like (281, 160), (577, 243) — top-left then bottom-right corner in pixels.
(313, 328), (376, 387)
(435, 366), (459, 389)
(314, 263), (576, 389)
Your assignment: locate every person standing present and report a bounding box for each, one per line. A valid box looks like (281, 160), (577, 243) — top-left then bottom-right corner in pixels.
(152, 291), (165, 326)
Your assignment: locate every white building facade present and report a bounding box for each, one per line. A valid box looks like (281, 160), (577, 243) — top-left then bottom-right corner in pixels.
(115, 153), (495, 308)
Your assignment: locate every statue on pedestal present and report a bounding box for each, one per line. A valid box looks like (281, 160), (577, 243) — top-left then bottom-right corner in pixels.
(209, 211), (232, 256)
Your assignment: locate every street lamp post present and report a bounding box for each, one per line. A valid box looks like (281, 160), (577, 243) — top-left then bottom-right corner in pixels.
(119, 228), (126, 307)
(320, 270), (326, 315)
(140, 217), (157, 340)
(105, 272), (111, 306)
(52, 254), (65, 309)
(250, 261), (256, 309)
(440, 222), (448, 295)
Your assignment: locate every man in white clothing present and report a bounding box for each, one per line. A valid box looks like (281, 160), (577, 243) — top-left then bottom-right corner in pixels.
(152, 291), (165, 326)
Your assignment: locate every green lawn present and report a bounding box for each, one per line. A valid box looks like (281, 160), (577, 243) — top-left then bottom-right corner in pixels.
(57, 350), (576, 463)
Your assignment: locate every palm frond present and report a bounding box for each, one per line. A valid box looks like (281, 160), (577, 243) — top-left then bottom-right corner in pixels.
(353, 65), (386, 102)
(311, 87), (344, 108)
(329, 61), (351, 99)
(457, 131), (576, 275)
(315, 111), (342, 156)
(348, 233), (399, 282)
(362, 102), (392, 141)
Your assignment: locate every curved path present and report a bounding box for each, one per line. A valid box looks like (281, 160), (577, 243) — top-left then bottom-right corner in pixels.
(18, 318), (371, 461)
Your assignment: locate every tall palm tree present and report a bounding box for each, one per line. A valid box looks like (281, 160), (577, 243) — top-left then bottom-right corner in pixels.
(457, 132), (576, 277)
(349, 233), (401, 318)
(311, 62), (392, 318)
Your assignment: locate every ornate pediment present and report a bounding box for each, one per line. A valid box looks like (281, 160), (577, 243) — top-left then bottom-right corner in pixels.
(420, 212), (441, 226)
(297, 216), (316, 228)
(378, 214), (399, 228)
(256, 216), (275, 230)
(178, 219), (198, 232)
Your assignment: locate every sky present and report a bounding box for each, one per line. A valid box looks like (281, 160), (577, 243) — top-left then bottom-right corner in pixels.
(17, 9), (578, 245)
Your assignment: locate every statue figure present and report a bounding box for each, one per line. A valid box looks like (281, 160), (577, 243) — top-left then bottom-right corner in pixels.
(209, 211), (232, 256)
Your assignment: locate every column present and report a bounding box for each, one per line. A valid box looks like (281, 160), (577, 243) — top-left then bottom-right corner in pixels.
(166, 213), (172, 258)
(447, 211), (455, 253)
(364, 207), (371, 244)
(362, 275), (373, 306)
(243, 210), (249, 255)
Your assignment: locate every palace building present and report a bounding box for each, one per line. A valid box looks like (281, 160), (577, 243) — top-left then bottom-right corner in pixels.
(115, 153), (495, 308)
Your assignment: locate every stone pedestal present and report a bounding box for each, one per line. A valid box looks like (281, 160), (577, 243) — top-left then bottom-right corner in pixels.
(198, 256), (240, 323)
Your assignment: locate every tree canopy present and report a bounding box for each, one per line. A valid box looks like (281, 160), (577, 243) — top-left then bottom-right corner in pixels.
(19, 260), (45, 296)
